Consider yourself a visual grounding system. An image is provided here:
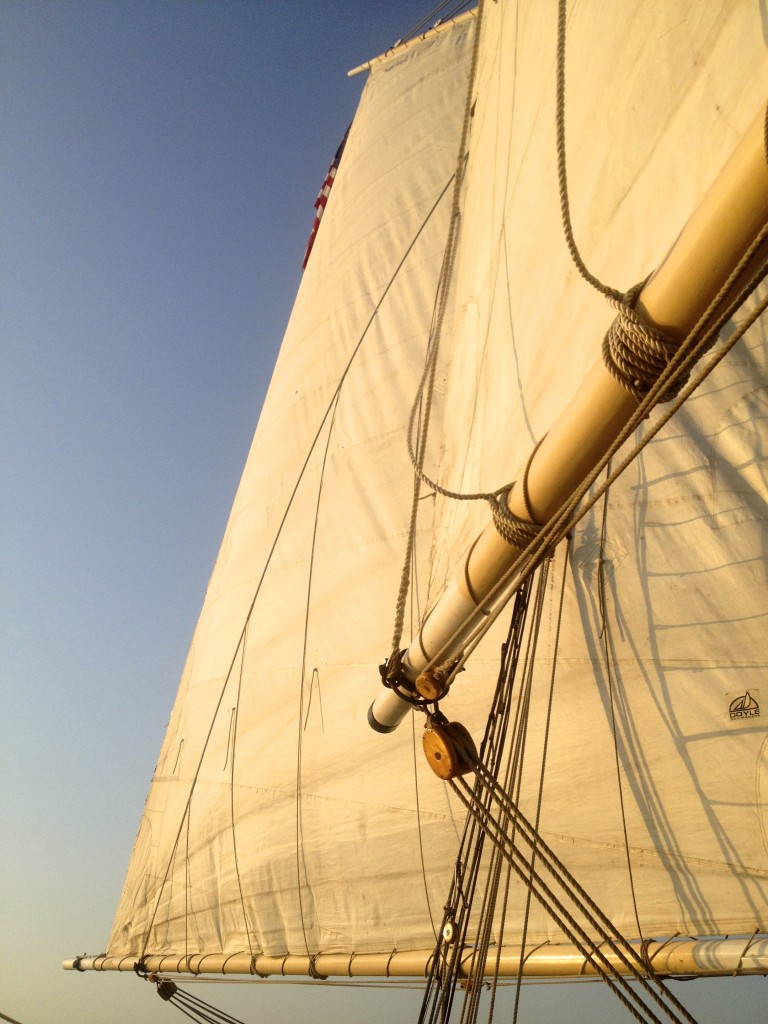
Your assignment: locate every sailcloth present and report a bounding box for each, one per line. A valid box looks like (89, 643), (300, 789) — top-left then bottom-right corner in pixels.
(108, 2), (768, 969)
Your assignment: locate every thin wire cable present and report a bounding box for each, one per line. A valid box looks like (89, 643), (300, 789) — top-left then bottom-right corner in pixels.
(138, 168), (460, 958)
(295, 393), (340, 957)
(230, 619), (254, 959)
(165, 986), (250, 1024)
(597, 475), (648, 960)
(392, 0), (486, 653)
(450, 779), (670, 1024)
(510, 546), (569, 1024)
(418, 577), (536, 1024)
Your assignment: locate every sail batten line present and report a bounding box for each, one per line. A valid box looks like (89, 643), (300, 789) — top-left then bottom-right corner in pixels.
(139, 162), (462, 955)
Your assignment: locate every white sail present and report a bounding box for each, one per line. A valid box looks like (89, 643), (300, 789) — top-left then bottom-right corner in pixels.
(83, 0), (767, 988)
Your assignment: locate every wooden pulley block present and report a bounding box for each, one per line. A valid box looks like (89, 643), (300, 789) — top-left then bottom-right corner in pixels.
(448, 721), (478, 769)
(415, 667), (450, 701)
(423, 720), (477, 779)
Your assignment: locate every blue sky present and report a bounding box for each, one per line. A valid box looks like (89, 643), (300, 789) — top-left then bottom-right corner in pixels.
(1, 3), (765, 1023)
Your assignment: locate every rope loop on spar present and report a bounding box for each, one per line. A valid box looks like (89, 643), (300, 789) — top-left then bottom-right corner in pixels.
(602, 282), (684, 404)
(379, 650), (433, 710)
(308, 955), (329, 981)
(249, 955), (270, 979)
(487, 485), (542, 549)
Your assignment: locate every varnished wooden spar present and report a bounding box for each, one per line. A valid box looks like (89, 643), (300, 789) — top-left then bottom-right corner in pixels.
(369, 102), (768, 733)
(63, 936), (768, 979)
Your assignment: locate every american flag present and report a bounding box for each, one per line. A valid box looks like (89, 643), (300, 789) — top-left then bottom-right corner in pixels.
(301, 128), (349, 270)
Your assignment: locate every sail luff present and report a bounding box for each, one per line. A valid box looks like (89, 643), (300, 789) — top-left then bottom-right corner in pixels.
(63, 937), (768, 979)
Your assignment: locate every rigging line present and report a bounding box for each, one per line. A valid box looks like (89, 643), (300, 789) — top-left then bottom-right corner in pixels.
(412, 712), (440, 944)
(555, 0), (621, 302)
(461, 766), (699, 1024)
(450, 791), (665, 1024)
(185, 797), (191, 958)
(230, 618), (255, 959)
(166, 1001), (205, 1024)
(419, 579), (536, 1024)
(295, 391), (341, 957)
(450, 776), (693, 1024)
(415, 235), (768, 693)
(597, 474), (648, 960)
(139, 170), (459, 955)
(561, 255), (768, 524)
(393, 0), (486, 653)
(475, 560), (553, 1023)
(171, 988), (250, 1024)
(439, 570), (697, 1024)
(170, 996), (222, 1024)
(473, 564), (553, 1019)
(303, 668), (324, 731)
(511, 546), (569, 1024)
(396, 0), (473, 44)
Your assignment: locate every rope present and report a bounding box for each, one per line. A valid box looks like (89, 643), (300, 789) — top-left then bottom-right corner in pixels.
(157, 983), (251, 1024)
(418, 576), (536, 1024)
(418, 542), (701, 1024)
(392, 0), (487, 655)
(597, 476), (651, 966)
(603, 285), (688, 402)
(557, 0), (690, 402)
(230, 621), (254, 959)
(450, 770), (698, 1024)
(555, 0), (621, 304)
(295, 392), (340, 958)
(423, 233), (768, 700)
(138, 161), (461, 959)
(511, 547), (569, 1023)
(412, 712), (441, 945)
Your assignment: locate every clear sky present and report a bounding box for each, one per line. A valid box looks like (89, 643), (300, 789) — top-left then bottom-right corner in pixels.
(1, 3), (765, 1024)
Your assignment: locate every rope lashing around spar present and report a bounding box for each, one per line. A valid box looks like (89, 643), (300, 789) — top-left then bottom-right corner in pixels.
(602, 283), (685, 403)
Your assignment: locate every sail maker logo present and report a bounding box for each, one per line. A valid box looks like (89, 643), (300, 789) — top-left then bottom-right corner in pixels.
(728, 690), (761, 721)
